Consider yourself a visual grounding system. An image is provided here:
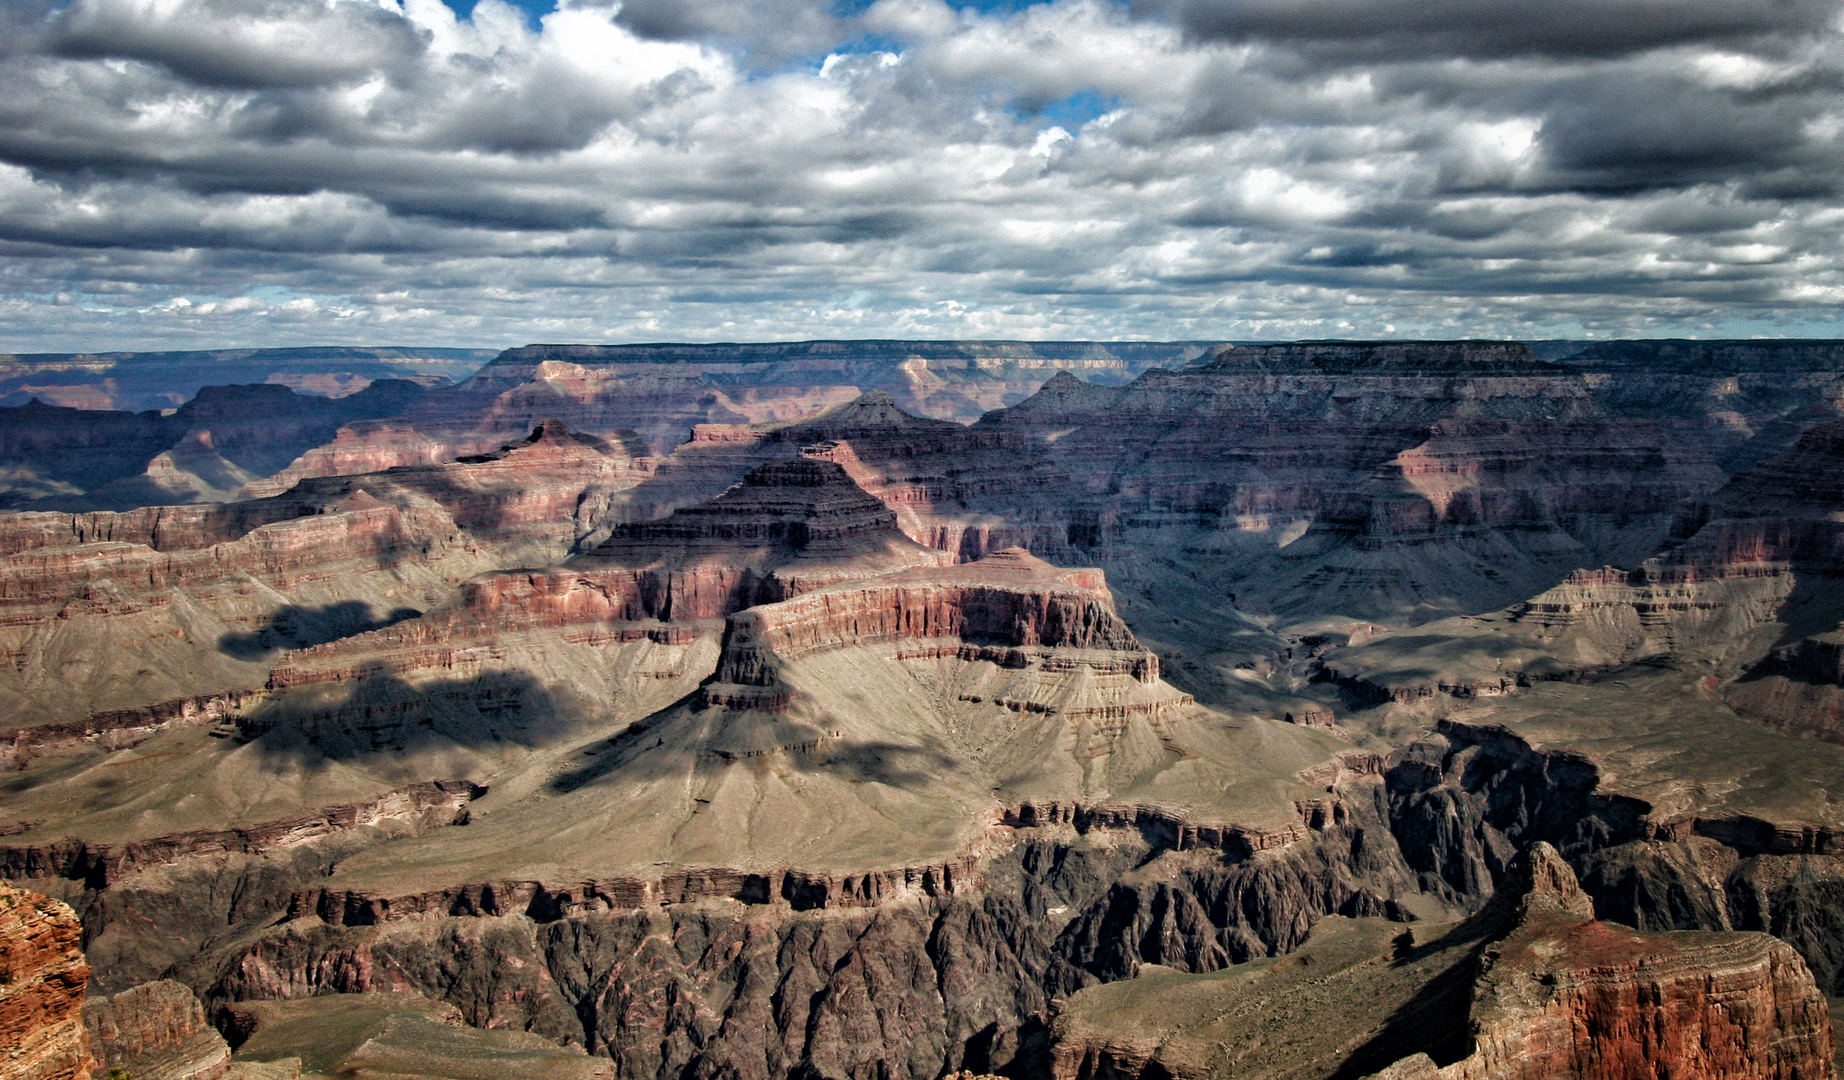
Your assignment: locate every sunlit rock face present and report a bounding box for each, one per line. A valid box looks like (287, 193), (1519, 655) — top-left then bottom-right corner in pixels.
(0, 882), (94, 1080)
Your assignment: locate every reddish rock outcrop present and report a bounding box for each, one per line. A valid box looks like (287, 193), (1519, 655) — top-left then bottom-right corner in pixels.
(1048, 844), (1835, 1080)
(0, 379), (441, 513)
(421, 340), (1198, 455)
(83, 980), (230, 1080)
(1444, 844), (1833, 1080)
(262, 458), (948, 689)
(0, 882), (94, 1080)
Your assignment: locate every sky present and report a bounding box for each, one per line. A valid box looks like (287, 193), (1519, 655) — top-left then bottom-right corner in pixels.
(1, 0), (1843, 351)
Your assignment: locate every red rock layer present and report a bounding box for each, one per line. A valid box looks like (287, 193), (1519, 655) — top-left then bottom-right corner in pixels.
(0, 420), (639, 625)
(1445, 847), (1834, 1080)
(417, 341), (1194, 456)
(264, 458), (948, 688)
(978, 349), (1719, 621)
(610, 392), (1077, 562)
(239, 418), (511, 498)
(1491, 421), (1844, 709)
(0, 882), (94, 1080)
(710, 549), (1136, 688)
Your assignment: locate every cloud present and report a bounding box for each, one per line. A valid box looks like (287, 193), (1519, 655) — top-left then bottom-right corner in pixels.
(1155, 0), (1844, 61)
(0, 0), (1839, 352)
(51, 0), (429, 89)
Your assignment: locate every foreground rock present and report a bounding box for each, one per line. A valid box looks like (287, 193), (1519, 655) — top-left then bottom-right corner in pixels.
(84, 979), (231, 1080)
(0, 882), (94, 1080)
(1048, 844), (1834, 1080)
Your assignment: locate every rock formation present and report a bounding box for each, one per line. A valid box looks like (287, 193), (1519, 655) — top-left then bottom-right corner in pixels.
(0, 346), (490, 412)
(1321, 415), (1844, 725)
(0, 380), (441, 512)
(1047, 844), (1834, 1080)
(0, 419), (645, 726)
(0, 882), (94, 1080)
(83, 980), (231, 1080)
(979, 342), (1723, 633)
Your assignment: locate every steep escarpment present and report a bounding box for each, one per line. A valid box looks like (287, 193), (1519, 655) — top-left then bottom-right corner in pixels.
(977, 343), (1720, 638)
(0, 380), (439, 511)
(83, 979), (231, 1080)
(427, 340), (1203, 454)
(1321, 417), (1844, 716)
(259, 457), (945, 701)
(0, 882), (94, 1080)
(1559, 339), (1844, 473)
(0, 420), (644, 725)
(594, 391), (1078, 564)
(1046, 844), (1834, 1080)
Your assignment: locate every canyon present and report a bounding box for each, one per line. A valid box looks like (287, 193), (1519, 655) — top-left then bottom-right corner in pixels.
(4, 337), (1844, 1079)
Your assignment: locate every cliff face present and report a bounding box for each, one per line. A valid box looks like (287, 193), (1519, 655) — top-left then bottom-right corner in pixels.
(259, 457), (948, 695)
(1047, 844), (1835, 1080)
(0, 380), (439, 513)
(83, 980), (230, 1080)
(0, 420), (645, 726)
(430, 341), (1202, 453)
(1446, 844), (1832, 1080)
(979, 347), (1722, 630)
(1324, 416), (1844, 721)
(0, 882), (94, 1080)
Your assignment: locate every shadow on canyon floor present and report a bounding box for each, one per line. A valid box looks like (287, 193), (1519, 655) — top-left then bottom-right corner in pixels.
(219, 601), (422, 660)
(545, 685), (960, 795)
(242, 668), (587, 763)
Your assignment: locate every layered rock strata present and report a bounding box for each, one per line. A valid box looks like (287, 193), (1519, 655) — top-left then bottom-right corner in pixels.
(0, 780), (481, 887)
(426, 340), (1203, 453)
(0, 420), (644, 725)
(1321, 417), (1844, 713)
(1448, 849), (1832, 1080)
(259, 457), (947, 694)
(590, 391), (1077, 564)
(0, 380), (438, 512)
(978, 343), (1721, 631)
(1046, 844), (1835, 1080)
(251, 548), (1212, 926)
(0, 882), (94, 1080)
(84, 980), (231, 1080)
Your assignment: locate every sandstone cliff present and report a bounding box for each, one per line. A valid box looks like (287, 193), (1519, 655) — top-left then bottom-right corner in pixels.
(0, 882), (94, 1080)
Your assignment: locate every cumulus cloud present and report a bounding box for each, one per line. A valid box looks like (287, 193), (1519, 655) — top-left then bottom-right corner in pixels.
(0, 0), (1840, 351)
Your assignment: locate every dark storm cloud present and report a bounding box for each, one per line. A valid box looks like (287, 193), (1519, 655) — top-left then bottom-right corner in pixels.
(0, 0), (1839, 350)
(51, 0), (428, 88)
(614, 0), (847, 65)
(1157, 0), (1843, 60)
